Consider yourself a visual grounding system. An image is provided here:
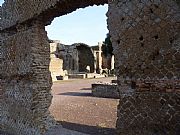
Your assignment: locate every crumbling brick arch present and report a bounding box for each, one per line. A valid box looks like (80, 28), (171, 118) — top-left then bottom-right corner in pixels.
(0, 0), (179, 135)
(0, 0), (108, 135)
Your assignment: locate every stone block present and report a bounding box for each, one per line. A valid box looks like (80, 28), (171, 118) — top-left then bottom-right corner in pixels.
(56, 75), (68, 80)
(68, 74), (86, 79)
(111, 80), (117, 83)
(92, 83), (119, 99)
(86, 73), (105, 78)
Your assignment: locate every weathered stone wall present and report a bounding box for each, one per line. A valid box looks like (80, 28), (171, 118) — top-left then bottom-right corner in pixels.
(108, 0), (179, 84)
(49, 42), (65, 81)
(102, 54), (111, 69)
(56, 43), (95, 73)
(117, 92), (180, 135)
(57, 44), (79, 73)
(76, 44), (95, 73)
(1, 0), (108, 29)
(0, 1), (108, 134)
(0, 21), (55, 134)
(108, 0), (180, 134)
(92, 83), (119, 98)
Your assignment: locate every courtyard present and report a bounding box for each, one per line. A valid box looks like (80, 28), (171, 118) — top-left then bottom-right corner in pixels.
(49, 77), (118, 135)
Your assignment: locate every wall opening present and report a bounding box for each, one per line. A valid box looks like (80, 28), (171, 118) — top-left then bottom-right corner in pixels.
(45, 5), (119, 134)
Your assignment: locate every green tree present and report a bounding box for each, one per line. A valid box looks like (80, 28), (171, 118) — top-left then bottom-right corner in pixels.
(102, 33), (113, 57)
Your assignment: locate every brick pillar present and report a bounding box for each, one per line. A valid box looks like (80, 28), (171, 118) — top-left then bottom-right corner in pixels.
(107, 0), (180, 134)
(0, 21), (55, 134)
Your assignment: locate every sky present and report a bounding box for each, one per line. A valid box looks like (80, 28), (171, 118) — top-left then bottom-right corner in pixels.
(46, 5), (108, 45)
(0, 0), (3, 6)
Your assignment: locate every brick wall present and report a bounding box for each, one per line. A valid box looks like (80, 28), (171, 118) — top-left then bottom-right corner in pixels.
(0, 22), (55, 134)
(108, 0), (180, 134)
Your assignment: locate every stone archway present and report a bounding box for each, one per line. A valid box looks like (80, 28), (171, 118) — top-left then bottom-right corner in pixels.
(0, 0), (179, 135)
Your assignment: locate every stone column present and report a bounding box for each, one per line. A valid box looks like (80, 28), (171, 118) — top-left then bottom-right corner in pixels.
(98, 42), (103, 74)
(75, 49), (79, 73)
(93, 51), (97, 73)
(94, 53), (97, 73)
(111, 55), (114, 70)
(0, 21), (55, 135)
(108, 0), (180, 134)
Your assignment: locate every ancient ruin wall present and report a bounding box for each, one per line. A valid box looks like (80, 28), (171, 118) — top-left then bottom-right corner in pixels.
(0, 22), (55, 134)
(0, 0), (108, 134)
(117, 92), (180, 134)
(1, 0), (108, 30)
(108, 0), (180, 84)
(76, 44), (95, 73)
(107, 0), (180, 134)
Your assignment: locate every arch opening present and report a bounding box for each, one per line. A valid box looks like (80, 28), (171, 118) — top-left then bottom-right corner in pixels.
(45, 5), (118, 134)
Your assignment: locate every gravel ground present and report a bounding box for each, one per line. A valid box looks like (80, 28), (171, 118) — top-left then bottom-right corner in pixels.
(49, 77), (119, 135)
(0, 131), (13, 135)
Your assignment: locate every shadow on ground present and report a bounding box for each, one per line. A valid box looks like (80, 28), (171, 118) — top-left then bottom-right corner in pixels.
(0, 131), (13, 135)
(58, 121), (116, 135)
(80, 87), (92, 90)
(57, 92), (92, 97)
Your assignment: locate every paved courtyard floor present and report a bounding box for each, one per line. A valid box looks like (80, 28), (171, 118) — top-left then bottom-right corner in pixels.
(49, 77), (119, 135)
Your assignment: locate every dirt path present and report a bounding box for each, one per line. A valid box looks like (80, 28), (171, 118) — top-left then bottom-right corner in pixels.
(49, 77), (119, 135)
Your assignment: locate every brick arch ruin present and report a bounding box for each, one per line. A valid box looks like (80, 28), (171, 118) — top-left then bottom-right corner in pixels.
(0, 0), (179, 135)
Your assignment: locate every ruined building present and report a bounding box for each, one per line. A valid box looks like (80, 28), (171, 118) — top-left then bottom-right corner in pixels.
(49, 40), (66, 81)
(50, 41), (95, 74)
(49, 41), (115, 81)
(92, 42), (115, 74)
(0, 0), (179, 135)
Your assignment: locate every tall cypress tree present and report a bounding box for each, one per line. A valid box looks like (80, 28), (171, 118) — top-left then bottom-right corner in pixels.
(102, 33), (113, 57)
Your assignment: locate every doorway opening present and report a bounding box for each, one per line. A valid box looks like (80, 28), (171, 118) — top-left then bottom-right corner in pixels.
(45, 5), (118, 135)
